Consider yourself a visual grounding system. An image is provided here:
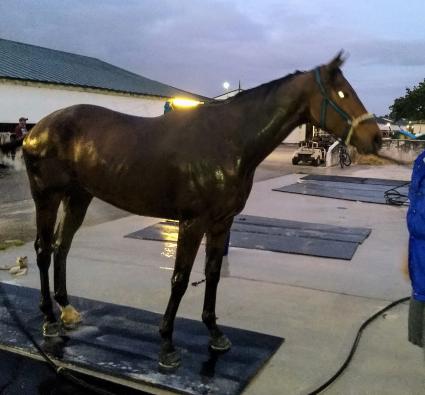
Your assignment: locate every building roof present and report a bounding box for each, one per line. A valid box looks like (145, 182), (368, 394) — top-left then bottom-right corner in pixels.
(213, 88), (243, 100)
(0, 38), (205, 100)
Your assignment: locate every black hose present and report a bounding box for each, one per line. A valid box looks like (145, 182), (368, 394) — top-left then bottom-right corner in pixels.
(307, 296), (410, 395)
(0, 281), (116, 395)
(384, 182), (410, 206)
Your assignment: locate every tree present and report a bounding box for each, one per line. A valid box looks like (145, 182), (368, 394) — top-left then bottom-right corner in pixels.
(389, 79), (425, 121)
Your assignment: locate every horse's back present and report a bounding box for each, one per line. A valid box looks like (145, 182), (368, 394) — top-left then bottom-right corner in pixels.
(23, 105), (136, 191)
(22, 104), (171, 204)
(24, 104), (154, 160)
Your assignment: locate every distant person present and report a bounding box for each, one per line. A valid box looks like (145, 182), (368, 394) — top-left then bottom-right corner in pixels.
(14, 117), (28, 139)
(164, 101), (173, 114)
(406, 149), (425, 356)
(8, 117), (28, 160)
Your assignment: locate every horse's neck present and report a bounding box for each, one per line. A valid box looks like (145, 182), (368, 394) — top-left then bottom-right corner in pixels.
(230, 76), (308, 173)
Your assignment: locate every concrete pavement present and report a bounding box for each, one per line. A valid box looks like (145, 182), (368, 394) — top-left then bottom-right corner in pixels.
(1, 159), (424, 394)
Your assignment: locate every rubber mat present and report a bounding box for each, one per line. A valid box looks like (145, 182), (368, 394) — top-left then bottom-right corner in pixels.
(273, 175), (409, 205)
(125, 214), (371, 260)
(0, 283), (284, 395)
(300, 174), (409, 187)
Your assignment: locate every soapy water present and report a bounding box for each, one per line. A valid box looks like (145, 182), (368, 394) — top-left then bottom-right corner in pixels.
(0, 151), (29, 206)
(0, 149), (25, 172)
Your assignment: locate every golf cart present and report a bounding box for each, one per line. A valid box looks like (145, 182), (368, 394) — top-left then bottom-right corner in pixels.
(292, 140), (326, 166)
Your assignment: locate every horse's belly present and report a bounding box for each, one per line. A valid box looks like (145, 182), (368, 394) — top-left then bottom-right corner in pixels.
(77, 171), (199, 220)
(73, 157), (251, 221)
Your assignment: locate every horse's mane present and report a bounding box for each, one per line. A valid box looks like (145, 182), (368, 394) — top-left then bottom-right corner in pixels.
(207, 70), (304, 106)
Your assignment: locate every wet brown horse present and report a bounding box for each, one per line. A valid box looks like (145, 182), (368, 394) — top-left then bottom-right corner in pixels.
(23, 53), (381, 368)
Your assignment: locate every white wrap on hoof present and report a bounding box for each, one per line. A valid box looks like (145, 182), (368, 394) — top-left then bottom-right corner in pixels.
(60, 304), (82, 329)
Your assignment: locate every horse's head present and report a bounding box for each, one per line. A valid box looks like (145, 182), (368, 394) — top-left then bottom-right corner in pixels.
(307, 52), (382, 154)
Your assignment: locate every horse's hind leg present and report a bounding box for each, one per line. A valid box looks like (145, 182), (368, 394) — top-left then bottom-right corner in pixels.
(53, 188), (92, 329)
(159, 219), (204, 368)
(202, 219), (233, 351)
(33, 192), (62, 336)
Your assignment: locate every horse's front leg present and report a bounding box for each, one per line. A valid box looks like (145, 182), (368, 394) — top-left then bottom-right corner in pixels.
(202, 220), (233, 351)
(159, 219), (204, 368)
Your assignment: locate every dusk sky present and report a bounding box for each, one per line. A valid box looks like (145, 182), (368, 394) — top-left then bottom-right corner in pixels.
(1, 0), (424, 115)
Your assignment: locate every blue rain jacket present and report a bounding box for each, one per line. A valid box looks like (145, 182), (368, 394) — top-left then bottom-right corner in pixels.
(407, 150), (425, 301)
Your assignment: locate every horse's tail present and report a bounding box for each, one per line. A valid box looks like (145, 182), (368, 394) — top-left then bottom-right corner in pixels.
(0, 137), (24, 154)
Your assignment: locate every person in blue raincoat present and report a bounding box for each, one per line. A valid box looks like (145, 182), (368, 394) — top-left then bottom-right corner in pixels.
(164, 101), (173, 114)
(407, 149), (425, 353)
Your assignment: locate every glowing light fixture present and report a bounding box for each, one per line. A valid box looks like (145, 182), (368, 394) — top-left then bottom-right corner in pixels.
(171, 97), (204, 108)
(223, 81), (230, 90)
(337, 90), (345, 98)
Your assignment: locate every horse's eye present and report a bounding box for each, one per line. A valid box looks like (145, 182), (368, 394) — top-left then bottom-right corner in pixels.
(337, 90), (346, 99)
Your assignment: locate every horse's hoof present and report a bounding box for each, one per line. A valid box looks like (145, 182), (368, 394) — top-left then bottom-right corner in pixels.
(158, 349), (181, 369)
(209, 334), (232, 352)
(42, 321), (62, 337)
(60, 304), (82, 329)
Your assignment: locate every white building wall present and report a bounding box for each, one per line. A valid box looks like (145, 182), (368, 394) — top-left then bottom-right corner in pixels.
(283, 124), (306, 144)
(0, 82), (166, 124)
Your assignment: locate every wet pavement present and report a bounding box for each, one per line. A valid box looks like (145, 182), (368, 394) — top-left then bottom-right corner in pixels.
(0, 154), (35, 245)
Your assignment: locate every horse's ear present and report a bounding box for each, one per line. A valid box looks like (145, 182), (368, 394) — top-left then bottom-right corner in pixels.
(325, 50), (347, 80)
